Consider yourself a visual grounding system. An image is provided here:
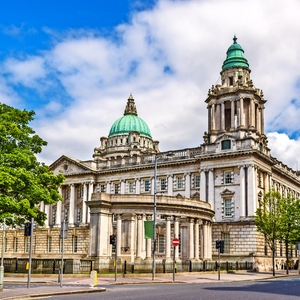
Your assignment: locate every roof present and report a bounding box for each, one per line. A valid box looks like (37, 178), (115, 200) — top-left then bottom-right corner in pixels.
(222, 36), (249, 70)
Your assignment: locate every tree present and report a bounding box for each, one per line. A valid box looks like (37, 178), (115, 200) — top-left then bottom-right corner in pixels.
(278, 194), (300, 274)
(255, 190), (282, 276)
(0, 103), (64, 226)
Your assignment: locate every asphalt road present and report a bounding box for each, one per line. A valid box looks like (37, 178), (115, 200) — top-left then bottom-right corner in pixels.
(41, 277), (300, 300)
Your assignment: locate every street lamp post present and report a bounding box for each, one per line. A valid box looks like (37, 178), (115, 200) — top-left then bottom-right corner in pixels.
(0, 218), (6, 291)
(152, 155), (157, 281)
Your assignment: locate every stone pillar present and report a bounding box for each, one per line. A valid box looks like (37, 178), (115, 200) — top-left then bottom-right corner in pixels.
(55, 187), (62, 227)
(167, 175), (173, 196)
(188, 218), (194, 260)
(87, 182), (94, 223)
(208, 105), (212, 133)
(231, 100), (235, 129)
(145, 215), (152, 260)
(200, 169), (206, 202)
(247, 165), (256, 217)
(216, 103), (220, 131)
(194, 219), (200, 260)
(202, 220), (208, 260)
(135, 214), (143, 260)
(211, 103), (216, 131)
(250, 98), (255, 128)
(208, 168), (214, 211)
(116, 214), (122, 259)
(106, 182), (111, 194)
(240, 97), (244, 127)
(44, 204), (50, 227)
(135, 178), (141, 194)
(165, 216), (171, 261)
(81, 183), (88, 224)
(207, 221), (212, 259)
(121, 180), (125, 194)
(258, 108), (261, 134)
(221, 102), (225, 131)
(261, 106), (265, 134)
(69, 184), (75, 225)
(174, 216), (180, 260)
(239, 166), (245, 218)
(185, 173), (190, 198)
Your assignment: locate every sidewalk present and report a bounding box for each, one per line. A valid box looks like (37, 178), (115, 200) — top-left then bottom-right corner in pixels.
(0, 270), (299, 300)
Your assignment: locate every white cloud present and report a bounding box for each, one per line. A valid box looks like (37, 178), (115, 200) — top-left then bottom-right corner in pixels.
(1, 0), (300, 169)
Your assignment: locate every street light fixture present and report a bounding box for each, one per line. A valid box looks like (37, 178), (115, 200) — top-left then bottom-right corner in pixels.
(152, 155), (157, 281)
(0, 218), (6, 291)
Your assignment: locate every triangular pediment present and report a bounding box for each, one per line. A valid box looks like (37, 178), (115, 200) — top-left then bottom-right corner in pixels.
(50, 155), (96, 176)
(220, 188), (235, 197)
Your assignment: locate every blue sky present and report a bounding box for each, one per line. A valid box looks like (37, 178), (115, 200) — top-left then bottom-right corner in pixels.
(1, 0), (300, 169)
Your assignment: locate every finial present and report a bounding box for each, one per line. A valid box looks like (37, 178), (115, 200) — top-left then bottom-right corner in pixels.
(233, 35), (237, 44)
(124, 94), (138, 116)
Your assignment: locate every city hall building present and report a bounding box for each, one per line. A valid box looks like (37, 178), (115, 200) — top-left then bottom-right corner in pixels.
(3, 37), (300, 271)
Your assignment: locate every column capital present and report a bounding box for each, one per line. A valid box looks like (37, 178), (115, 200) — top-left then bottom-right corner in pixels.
(146, 214), (153, 221)
(165, 216), (172, 221)
(136, 214), (143, 220)
(188, 217), (194, 223)
(116, 214), (122, 220)
(174, 216), (180, 222)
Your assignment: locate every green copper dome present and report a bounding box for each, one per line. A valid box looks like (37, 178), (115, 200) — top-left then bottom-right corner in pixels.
(108, 94), (152, 138)
(222, 36), (249, 70)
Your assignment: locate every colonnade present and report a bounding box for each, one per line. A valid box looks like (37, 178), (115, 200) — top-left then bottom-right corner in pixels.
(114, 214), (212, 262)
(207, 98), (264, 135)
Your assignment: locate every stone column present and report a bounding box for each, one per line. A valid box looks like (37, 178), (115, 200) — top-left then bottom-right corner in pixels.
(208, 105), (212, 133)
(135, 214), (143, 260)
(188, 218), (194, 260)
(231, 100), (235, 129)
(194, 219), (200, 260)
(261, 106), (265, 134)
(106, 182), (111, 194)
(250, 98), (255, 128)
(207, 221), (212, 259)
(44, 204), (50, 227)
(216, 103), (220, 131)
(69, 184), (75, 225)
(240, 97), (244, 127)
(200, 169), (206, 202)
(185, 173), (190, 198)
(208, 168), (214, 211)
(174, 216), (180, 260)
(55, 187), (62, 227)
(121, 180), (125, 194)
(135, 178), (141, 194)
(116, 214), (122, 259)
(81, 183), (88, 224)
(221, 102), (225, 131)
(202, 220), (208, 260)
(239, 166), (245, 218)
(145, 215), (152, 260)
(167, 175), (173, 196)
(258, 108), (261, 134)
(87, 182), (94, 223)
(211, 103), (216, 131)
(247, 164), (256, 217)
(165, 216), (172, 261)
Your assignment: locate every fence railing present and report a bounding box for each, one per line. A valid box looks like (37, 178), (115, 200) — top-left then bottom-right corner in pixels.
(3, 258), (253, 274)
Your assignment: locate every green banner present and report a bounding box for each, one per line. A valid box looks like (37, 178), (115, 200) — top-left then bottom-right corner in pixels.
(144, 220), (154, 239)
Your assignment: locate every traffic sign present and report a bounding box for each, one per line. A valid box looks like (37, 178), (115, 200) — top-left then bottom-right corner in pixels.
(172, 238), (179, 247)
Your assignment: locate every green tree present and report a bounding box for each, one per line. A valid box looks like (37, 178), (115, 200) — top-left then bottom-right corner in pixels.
(255, 190), (283, 276)
(278, 194), (300, 274)
(0, 103), (64, 226)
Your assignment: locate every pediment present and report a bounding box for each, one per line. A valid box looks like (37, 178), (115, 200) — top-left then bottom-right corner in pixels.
(220, 188), (235, 197)
(50, 155), (95, 176)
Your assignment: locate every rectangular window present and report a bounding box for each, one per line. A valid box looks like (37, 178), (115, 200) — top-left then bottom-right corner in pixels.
(76, 208), (82, 223)
(221, 232), (230, 253)
(194, 175), (200, 188)
(129, 182), (135, 193)
(48, 236), (52, 253)
(224, 199), (232, 217)
(14, 237), (18, 252)
(160, 178), (167, 191)
(114, 183), (120, 194)
(144, 180), (151, 192)
(77, 186), (84, 198)
(158, 235), (165, 254)
(100, 184), (106, 192)
(224, 171), (233, 184)
(177, 177), (184, 190)
(25, 237), (29, 253)
(221, 140), (231, 150)
(73, 236), (78, 253)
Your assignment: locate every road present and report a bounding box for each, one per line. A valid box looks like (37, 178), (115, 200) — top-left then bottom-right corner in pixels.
(42, 277), (300, 300)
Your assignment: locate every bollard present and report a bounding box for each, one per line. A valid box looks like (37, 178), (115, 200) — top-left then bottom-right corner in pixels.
(90, 270), (97, 287)
(124, 260), (127, 275)
(189, 260), (192, 272)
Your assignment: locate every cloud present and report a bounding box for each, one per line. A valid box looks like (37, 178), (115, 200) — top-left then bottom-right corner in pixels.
(1, 0), (300, 169)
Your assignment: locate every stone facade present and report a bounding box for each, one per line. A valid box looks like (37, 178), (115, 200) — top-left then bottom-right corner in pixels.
(2, 37), (300, 272)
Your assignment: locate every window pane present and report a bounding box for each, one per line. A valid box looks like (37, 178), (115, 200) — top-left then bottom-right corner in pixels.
(222, 140), (231, 150)
(224, 199), (232, 216)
